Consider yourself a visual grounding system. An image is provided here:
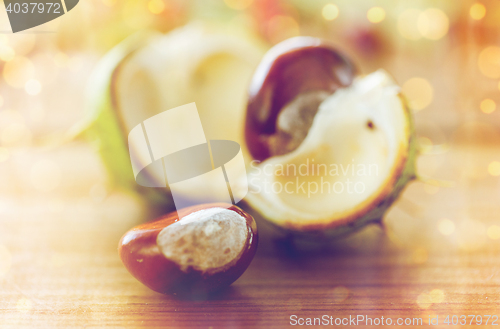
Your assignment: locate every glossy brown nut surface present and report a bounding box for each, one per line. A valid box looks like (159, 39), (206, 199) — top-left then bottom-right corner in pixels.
(245, 37), (357, 161)
(118, 203), (258, 296)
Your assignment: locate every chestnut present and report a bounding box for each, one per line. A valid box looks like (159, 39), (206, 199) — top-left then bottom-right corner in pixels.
(118, 203), (258, 296)
(243, 36), (417, 239)
(245, 36), (357, 161)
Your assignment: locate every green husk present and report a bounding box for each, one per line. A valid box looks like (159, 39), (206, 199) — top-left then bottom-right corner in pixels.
(70, 31), (172, 207)
(72, 25), (266, 208)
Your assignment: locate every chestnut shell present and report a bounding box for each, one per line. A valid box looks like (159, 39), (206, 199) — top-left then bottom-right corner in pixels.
(118, 203), (258, 296)
(245, 37), (357, 161)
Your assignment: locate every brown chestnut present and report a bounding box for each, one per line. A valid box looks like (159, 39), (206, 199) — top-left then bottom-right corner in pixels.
(245, 37), (357, 161)
(118, 203), (258, 295)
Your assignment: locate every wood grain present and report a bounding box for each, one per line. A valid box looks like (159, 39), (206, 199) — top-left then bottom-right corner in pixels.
(1, 143), (500, 328)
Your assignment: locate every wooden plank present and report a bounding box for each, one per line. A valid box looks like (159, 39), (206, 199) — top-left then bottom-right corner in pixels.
(1, 144), (500, 328)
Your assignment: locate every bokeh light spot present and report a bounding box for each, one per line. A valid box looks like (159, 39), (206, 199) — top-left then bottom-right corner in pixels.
(122, 1), (150, 29)
(148, 0), (165, 14)
(417, 136), (433, 153)
(367, 7), (385, 23)
(16, 298), (32, 313)
(25, 79), (41, 96)
(429, 289), (445, 303)
(30, 159), (61, 192)
(437, 218), (455, 236)
(416, 289), (445, 308)
(331, 286), (349, 303)
(224, 0), (253, 10)
(480, 99), (496, 114)
(3, 56), (35, 88)
(322, 4), (339, 21)
(417, 8), (449, 40)
(416, 292), (433, 309)
(478, 46), (500, 79)
(470, 3), (486, 20)
(487, 225), (500, 239)
(480, 98), (496, 113)
(488, 161), (500, 176)
(0, 45), (15, 62)
(402, 77), (434, 111)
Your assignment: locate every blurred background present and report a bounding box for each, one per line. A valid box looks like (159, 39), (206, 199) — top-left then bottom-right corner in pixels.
(1, 0), (500, 321)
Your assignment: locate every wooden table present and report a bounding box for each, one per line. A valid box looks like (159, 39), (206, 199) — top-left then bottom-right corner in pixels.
(1, 142), (500, 328)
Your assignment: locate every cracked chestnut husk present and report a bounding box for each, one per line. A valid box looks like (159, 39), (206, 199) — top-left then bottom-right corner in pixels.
(243, 37), (417, 240)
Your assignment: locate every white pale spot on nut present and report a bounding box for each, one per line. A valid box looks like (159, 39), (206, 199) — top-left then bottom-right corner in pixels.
(157, 208), (248, 273)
